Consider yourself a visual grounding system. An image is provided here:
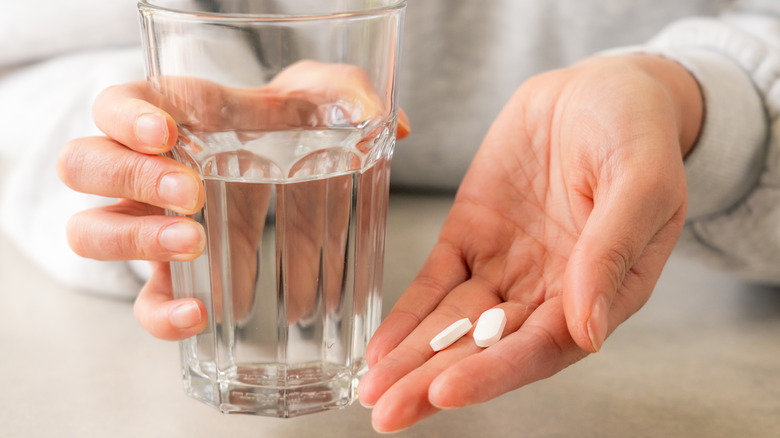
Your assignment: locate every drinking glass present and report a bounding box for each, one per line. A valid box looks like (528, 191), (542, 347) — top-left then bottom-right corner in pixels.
(137, 0), (405, 417)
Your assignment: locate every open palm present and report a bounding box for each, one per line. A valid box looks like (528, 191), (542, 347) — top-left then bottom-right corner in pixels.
(358, 55), (701, 432)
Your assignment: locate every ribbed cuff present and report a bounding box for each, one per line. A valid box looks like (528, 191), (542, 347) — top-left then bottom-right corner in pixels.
(660, 48), (766, 220)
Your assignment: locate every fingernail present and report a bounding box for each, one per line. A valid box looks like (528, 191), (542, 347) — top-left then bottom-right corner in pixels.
(587, 295), (609, 352)
(159, 221), (204, 254)
(358, 398), (374, 409)
(158, 173), (200, 212)
(168, 301), (202, 329)
(135, 113), (169, 147)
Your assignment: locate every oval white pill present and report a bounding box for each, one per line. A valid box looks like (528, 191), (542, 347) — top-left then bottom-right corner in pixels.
(430, 318), (472, 352)
(473, 308), (507, 348)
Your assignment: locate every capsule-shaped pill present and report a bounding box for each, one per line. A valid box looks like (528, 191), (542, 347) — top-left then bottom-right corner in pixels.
(473, 308), (507, 348)
(430, 318), (472, 352)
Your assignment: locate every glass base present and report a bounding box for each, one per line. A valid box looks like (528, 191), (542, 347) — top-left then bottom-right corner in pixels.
(181, 362), (359, 417)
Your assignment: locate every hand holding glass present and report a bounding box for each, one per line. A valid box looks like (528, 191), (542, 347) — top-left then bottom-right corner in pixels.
(138, 0), (406, 417)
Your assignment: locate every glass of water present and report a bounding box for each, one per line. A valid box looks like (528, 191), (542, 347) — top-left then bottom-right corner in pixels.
(137, 0), (405, 417)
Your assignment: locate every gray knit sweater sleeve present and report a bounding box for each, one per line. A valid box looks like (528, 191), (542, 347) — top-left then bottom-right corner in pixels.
(637, 1), (780, 283)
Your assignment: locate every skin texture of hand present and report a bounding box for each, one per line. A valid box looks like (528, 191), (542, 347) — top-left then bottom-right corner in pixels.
(357, 54), (703, 432)
(57, 61), (410, 341)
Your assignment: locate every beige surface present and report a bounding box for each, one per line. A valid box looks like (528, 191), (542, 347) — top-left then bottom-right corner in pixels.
(1, 193), (780, 437)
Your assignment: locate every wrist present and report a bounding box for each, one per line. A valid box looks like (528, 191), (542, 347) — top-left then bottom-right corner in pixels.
(621, 54), (704, 158)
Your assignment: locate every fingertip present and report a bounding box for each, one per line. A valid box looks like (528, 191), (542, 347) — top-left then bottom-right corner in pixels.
(372, 420), (410, 435)
(158, 220), (206, 259)
(56, 139), (76, 184)
(168, 299), (205, 330)
(365, 347), (379, 369)
(370, 401), (392, 433)
(370, 397), (415, 434)
(563, 301), (601, 355)
(427, 367), (475, 410)
(427, 377), (454, 410)
(562, 249), (607, 354)
(371, 387), (440, 434)
(358, 395), (374, 409)
(153, 299), (207, 341)
(163, 114), (178, 147)
(563, 300), (605, 354)
(63, 211), (89, 258)
(357, 367), (382, 408)
(157, 171), (204, 215)
(365, 337), (393, 368)
(561, 262), (610, 353)
(94, 82), (178, 153)
(397, 110), (410, 139)
(357, 353), (408, 409)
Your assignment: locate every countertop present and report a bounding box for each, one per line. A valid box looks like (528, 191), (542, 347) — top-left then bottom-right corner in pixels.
(2, 193), (779, 438)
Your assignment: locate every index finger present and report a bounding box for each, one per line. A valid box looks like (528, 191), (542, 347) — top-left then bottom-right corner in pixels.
(92, 81), (178, 154)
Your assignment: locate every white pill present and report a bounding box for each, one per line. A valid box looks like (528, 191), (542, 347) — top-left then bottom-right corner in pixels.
(473, 308), (507, 348)
(430, 318), (472, 352)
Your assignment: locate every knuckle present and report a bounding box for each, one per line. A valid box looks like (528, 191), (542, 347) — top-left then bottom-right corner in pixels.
(122, 154), (164, 202)
(523, 323), (569, 358)
(67, 208), (156, 261)
(598, 243), (633, 288)
(125, 219), (151, 259)
(523, 323), (588, 368)
(93, 226), (126, 260)
(120, 218), (162, 261)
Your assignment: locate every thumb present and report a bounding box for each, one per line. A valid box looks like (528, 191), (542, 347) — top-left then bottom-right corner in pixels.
(562, 176), (684, 353)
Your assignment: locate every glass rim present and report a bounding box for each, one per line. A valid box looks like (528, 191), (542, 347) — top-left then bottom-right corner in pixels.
(137, 0), (406, 22)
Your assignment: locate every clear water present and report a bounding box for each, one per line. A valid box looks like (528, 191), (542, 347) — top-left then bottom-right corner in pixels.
(167, 124), (394, 416)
